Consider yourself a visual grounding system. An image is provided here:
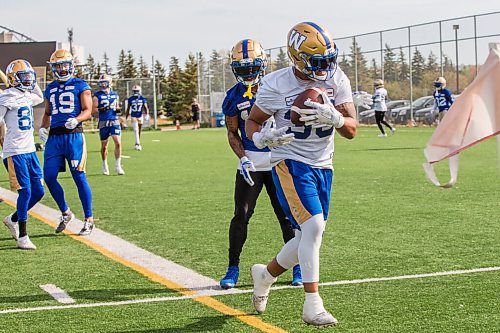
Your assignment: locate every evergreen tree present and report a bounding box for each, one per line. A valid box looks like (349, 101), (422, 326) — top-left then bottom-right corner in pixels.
(181, 53), (199, 114)
(397, 47), (409, 81)
(426, 51), (438, 73)
(163, 57), (185, 120)
(137, 56), (149, 78)
(123, 50), (138, 78)
(116, 50), (127, 79)
(273, 48), (289, 71)
(370, 58), (379, 81)
(383, 44), (397, 82)
(209, 49), (223, 92)
(153, 60), (167, 112)
(338, 53), (352, 81)
(348, 39), (370, 91)
(102, 52), (112, 75)
(222, 51), (236, 90)
(86, 53), (97, 80)
(411, 48), (425, 85)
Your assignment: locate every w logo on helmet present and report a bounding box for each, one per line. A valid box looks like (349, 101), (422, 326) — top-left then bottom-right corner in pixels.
(288, 30), (306, 51)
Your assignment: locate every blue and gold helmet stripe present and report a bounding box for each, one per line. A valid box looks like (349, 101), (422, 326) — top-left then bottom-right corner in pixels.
(242, 39), (249, 59)
(304, 21), (332, 49)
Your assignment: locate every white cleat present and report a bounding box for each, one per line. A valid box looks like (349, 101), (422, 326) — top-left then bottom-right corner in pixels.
(79, 220), (94, 236)
(102, 163), (110, 175)
(115, 165), (125, 175)
(17, 235), (36, 250)
(303, 311), (338, 327)
(135, 144), (142, 151)
(390, 127), (396, 134)
(378, 133), (387, 138)
(55, 211), (75, 234)
(251, 264), (276, 314)
(3, 214), (19, 240)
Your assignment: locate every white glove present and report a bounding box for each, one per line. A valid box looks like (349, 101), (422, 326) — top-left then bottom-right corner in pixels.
(352, 91), (373, 109)
(298, 91), (345, 129)
(144, 114), (150, 121)
(64, 118), (79, 129)
(239, 156), (256, 186)
(252, 119), (295, 149)
(39, 128), (49, 144)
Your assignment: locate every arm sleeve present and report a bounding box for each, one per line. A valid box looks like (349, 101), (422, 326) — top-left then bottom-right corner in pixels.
(333, 76), (354, 106)
(0, 105), (8, 123)
(31, 84), (44, 106)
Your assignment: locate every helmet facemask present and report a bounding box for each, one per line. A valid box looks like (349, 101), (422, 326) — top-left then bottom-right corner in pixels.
(51, 61), (74, 81)
(231, 57), (266, 87)
(14, 70), (36, 91)
(98, 80), (111, 90)
(298, 49), (338, 81)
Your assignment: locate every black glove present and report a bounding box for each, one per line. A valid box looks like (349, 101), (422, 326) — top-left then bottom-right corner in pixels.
(98, 105), (111, 113)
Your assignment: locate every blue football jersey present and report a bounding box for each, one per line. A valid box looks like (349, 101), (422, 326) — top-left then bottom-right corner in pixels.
(94, 90), (119, 121)
(222, 82), (269, 152)
(128, 95), (147, 118)
(44, 77), (91, 128)
(433, 88), (453, 111)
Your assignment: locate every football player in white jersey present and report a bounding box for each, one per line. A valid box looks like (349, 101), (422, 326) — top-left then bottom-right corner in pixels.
(246, 22), (357, 327)
(0, 59), (45, 249)
(372, 79), (395, 137)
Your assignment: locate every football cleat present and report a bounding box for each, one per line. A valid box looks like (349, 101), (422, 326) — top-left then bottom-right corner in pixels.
(287, 22), (338, 81)
(102, 163), (110, 175)
(390, 127), (396, 134)
(55, 211), (75, 233)
(303, 311), (338, 327)
(3, 214), (19, 240)
(115, 165), (125, 175)
(251, 264), (276, 313)
(220, 266), (239, 289)
(79, 220), (94, 236)
(378, 133), (387, 138)
(17, 235), (36, 250)
(135, 144), (142, 151)
(291, 264), (303, 286)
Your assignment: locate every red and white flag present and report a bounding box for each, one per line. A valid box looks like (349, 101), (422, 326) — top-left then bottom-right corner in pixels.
(423, 43), (500, 187)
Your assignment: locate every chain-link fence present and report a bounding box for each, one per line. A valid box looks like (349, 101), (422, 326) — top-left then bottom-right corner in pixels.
(198, 11), (500, 125)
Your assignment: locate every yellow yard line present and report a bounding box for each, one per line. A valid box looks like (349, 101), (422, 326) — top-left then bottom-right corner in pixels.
(1, 198), (287, 333)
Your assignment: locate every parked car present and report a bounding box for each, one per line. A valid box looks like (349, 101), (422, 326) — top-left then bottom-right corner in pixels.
(358, 100), (410, 124)
(414, 94), (460, 125)
(390, 96), (434, 124)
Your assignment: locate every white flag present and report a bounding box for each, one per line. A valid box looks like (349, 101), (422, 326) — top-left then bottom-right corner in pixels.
(423, 43), (500, 187)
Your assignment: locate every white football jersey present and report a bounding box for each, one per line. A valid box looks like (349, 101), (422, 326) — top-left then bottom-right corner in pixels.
(373, 87), (388, 111)
(0, 86), (44, 159)
(255, 67), (352, 168)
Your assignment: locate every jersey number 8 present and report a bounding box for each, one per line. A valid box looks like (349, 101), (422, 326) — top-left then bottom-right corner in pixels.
(18, 106), (34, 131)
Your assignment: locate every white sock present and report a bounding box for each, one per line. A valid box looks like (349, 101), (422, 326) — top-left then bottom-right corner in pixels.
(303, 292), (326, 318)
(102, 160), (108, 168)
(133, 122), (140, 144)
(298, 214), (325, 283)
(254, 266), (277, 295)
(115, 158), (121, 167)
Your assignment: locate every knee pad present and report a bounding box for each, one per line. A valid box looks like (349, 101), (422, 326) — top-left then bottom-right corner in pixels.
(276, 230), (302, 270)
(298, 214), (326, 283)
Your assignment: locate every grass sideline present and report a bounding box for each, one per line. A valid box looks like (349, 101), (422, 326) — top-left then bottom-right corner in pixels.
(0, 127), (499, 332)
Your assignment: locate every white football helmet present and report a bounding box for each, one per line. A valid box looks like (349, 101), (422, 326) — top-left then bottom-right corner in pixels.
(132, 85), (141, 95)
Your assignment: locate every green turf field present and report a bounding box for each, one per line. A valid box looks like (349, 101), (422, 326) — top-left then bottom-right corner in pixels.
(0, 127), (499, 332)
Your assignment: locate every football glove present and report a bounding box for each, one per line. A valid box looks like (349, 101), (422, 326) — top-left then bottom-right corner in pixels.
(39, 127), (49, 143)
(252, 119), (295, 149)
(299, 92), (345, 129)
(64, 118), (79, 130)
(98, 105), (111, 112)
(352, 91), (373, 109)
(239, 156), (256, 186)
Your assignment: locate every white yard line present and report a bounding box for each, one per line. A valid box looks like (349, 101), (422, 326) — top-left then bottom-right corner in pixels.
(39, 284), (75, 304)
(1, 265), (499, 314)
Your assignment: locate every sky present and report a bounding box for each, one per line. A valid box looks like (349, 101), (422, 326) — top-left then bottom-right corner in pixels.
(2, 0), (499, 68)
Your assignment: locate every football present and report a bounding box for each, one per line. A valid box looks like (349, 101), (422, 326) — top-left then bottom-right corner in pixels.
(290, 87), (326, 126)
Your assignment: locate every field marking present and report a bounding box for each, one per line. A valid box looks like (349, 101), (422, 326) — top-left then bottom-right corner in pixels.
(1, 265), (499, 315)
(39, 284), (75, 304)
(0, 188), (285, 333)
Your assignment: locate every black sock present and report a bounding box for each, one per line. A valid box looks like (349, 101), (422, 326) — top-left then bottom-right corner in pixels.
(11, 212), (18, 222)
(18, 221), (27, 238)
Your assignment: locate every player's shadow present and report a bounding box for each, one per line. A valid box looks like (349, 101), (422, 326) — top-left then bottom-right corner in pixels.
(0, 288), (177, 304)
(113, 314), (234, 332)
(351, 146), (421, 152)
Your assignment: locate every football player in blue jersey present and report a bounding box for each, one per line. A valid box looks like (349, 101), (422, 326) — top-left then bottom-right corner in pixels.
(39, 49), (94, 236)
(125, 85), (149, 151)
(219, 39), (302, 290)
(92, 74), (124, 175)
(432, 77), (454, 124)
(0, 59), (44, 249)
